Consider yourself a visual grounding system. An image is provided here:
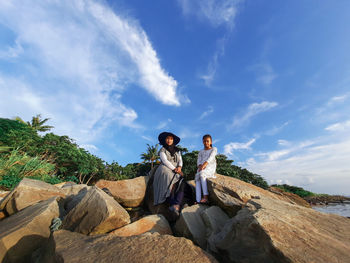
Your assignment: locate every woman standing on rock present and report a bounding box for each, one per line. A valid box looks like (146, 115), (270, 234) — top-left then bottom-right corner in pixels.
(153, 132), (184, 215)
(195, 134), (217, 204)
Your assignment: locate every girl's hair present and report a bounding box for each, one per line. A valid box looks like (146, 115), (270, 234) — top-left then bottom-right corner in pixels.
(202, 134), (213, 147)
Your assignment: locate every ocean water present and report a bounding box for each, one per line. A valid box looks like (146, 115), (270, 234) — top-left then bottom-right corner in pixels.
(312, 202), (350, 218)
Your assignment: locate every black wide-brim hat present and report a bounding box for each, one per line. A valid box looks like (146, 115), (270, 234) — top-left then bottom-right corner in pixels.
(158, 132), (180, 146)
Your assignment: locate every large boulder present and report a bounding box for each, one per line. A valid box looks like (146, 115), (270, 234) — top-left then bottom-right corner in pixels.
(62, 186), (130, 235)
(268, 186), (311, 207)
(207, 174), (309, 217)
(95, 176), (149, 207)
(208, 196), (350, 263)
(0, 197), (60, 263)
(201, 206), (230, 239)
(41, 230), (217, 263)
(0, 178), (65, 215)
(110, 214), (172, 236)
(175, 204), (209, 249)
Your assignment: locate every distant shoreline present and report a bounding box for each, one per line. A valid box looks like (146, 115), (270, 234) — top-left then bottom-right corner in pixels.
(304, 195), (350, 205)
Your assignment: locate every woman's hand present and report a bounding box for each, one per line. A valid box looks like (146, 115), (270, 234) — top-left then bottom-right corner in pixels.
(200, 162), (208, 171)
(174, 166), (182, 174)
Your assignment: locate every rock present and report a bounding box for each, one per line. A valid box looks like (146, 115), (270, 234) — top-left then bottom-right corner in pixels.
(54, 181), (77, 188)
(95, 176), (149, 207)
(268, 186), (311, 208)
(60, 183), (89, 196)
(208, 196), (350, 263)
(0, 178), (65, 215)
(0, 211), (6, 220)
(62, 186), (130, 235)
(41, 230), (217, 263)
(110, 214), (172, 236)
(0, 197), (60, 263)
(0, 190), (9, 199)
(207, 174), (310, 217)
(201, 206), (229, 239)
(175, 204), (209, 249)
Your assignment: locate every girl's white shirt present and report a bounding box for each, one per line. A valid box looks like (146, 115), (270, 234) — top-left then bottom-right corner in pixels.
(196, 147), (217, 180)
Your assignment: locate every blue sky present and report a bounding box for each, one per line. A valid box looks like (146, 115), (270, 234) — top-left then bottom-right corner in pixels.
(1, 0), (350, 195)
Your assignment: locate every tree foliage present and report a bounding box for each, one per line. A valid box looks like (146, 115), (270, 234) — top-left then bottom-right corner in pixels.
(140, 144), (160, 169)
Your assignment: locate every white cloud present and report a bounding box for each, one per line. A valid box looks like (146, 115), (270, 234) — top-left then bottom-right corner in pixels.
(224, 138), (256, 156)
(245, 136), (350, 195)
(231, 101), (278, 128)
(327, 93), (349, 105)
(178, 0), (242, 28)
(325, 120), (350, 132)
(141, 135), (154, 143)
(199, 106), (214, 120)
(0, 0), (182, 146)
(264, 121), (289, 136)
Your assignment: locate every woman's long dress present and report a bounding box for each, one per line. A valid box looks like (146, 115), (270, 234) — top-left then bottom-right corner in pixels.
(153, 147), (182, 205)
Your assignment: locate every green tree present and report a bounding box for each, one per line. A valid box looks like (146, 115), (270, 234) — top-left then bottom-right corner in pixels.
(140, 144), (160, 169)
(15, 114), (54, 132)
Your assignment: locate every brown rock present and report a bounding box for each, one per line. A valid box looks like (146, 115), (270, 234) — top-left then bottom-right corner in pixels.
(0, 197), (59, 263)
(0, 211), (6, 220)
(0, 178), (65, 215)
(201, 206), (229, 238)
(0, 190), (9, 199)
(207, 174), (310, 216)
(42, 230), (217, 263)
(175, 204), (209, 249)
(95, 176), (149, 207)
(62, 186), (130, 235)
(208, 196), (350, 263)
(54, 181), (77, 188)
(110, 214), (172, 236)
(269, 186), (311, 207)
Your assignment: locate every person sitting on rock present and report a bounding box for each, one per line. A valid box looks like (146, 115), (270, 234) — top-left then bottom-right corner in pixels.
(153, 132), (185, 215)
(195, 134), (217, 204)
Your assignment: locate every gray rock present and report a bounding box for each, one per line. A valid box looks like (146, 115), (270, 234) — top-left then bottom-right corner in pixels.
(40, 230), (218, 263)
(0, 197), (60, 263)
(175, 204), (209, 249)
(0, 178), (65, 215)
(62, 186), (130, 235)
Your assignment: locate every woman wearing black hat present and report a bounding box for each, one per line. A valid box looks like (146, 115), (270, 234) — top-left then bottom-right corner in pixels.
(153, 132), (183, 214)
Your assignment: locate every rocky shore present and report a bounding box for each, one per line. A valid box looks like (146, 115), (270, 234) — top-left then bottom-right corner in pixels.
(304, 194), (350, 205)
(1, 173), (350, 263)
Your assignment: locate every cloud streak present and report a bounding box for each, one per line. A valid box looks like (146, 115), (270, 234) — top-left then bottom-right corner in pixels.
(231, 101), (278, 128)
(223, 138), (256, 156)
(0, 0), (181, 146)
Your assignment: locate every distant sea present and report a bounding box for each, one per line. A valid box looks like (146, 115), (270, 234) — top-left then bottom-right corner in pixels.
(312, 202), (350, 218)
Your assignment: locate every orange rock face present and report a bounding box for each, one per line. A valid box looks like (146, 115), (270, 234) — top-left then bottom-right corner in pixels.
(95, 176), (149, 207)
(110, 214), (172, 237)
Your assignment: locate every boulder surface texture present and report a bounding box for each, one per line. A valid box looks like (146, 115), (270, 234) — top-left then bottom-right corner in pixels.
(95, 176), (149, 207)
(206, 178), (350, 263)
(62, 186), (130, 235)
(110, 214), (172, 237)
(41, 230), (217, 263)
(0, 178), (64, 215)
(0, 197), (59, 263)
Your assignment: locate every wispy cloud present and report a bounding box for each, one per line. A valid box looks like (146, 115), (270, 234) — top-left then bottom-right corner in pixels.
(231, 101), (278, 128)
(178, 0), (242, 85)
(325, 120), (350, 132)
(245, 135), (350, 195)
(263, 121), (289, 136)
(199, 106), (214, 120)
(156, 119), (172, 130)
(249, 63), (278, 85)
(177, 0), (242, 28)
(223, 138), (256, 156)
(0, 0), (182, 145)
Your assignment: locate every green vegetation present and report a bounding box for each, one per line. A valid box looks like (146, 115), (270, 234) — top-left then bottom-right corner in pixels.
(271, 184), (315, 198)
(140, 144), (160, 169)
(0, 116), (268, 190)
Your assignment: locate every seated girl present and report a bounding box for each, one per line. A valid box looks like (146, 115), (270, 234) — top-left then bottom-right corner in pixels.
(195, 134), (217, 204)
